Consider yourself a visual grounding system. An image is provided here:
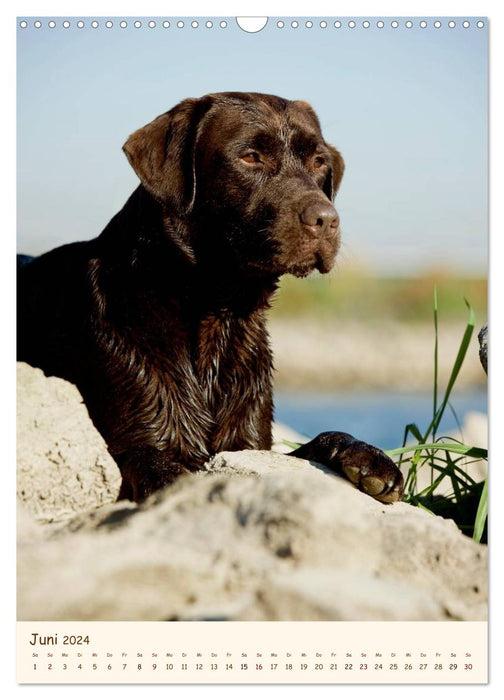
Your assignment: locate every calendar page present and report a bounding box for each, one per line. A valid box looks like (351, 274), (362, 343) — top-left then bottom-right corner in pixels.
(14, 2), (489, 688)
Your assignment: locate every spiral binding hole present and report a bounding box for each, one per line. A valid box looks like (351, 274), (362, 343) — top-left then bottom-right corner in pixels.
(18, 17), (486, 31)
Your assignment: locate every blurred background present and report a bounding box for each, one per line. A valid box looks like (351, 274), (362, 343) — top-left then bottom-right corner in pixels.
(17, 16), (488, 450)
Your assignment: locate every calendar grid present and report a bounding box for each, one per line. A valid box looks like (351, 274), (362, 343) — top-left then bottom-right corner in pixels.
(17, 621), (487, 684)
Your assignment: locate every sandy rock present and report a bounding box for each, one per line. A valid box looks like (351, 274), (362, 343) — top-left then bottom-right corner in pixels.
(16, 363), (487, 622)
(237, 568), (445, 621)
(16, 362), (121, 522)
(17, 452), (486, 622)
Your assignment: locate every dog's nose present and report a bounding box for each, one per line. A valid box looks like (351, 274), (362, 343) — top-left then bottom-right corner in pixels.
(300, 201), (339, 236)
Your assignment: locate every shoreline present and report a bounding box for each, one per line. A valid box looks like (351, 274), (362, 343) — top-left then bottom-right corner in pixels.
(269, 319), (487, 391)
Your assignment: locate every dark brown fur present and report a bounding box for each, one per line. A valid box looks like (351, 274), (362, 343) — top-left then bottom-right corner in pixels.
(17, 92), (403, 503)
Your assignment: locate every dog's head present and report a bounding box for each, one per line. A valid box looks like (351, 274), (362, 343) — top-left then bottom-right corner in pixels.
(123, 92), (344, 278)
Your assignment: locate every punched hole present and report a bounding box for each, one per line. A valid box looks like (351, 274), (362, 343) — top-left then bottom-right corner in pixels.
(236, 17), (268, 32)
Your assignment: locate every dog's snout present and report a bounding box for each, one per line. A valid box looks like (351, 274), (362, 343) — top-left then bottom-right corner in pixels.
(300, 201), (339, 235)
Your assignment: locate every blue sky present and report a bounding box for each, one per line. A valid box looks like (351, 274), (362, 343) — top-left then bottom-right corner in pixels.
(17, 16), (488, 275)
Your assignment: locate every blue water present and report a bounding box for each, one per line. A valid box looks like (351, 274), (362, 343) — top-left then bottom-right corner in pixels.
(274, 389), (487, 450)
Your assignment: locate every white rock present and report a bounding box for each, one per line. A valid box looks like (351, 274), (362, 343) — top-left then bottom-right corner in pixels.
(16, 362), (121, 522)
(16, 362), (487, 622)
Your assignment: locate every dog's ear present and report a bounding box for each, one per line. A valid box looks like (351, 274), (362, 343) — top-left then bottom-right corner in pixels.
(123, 97), (212, 214)
(324, 145), (345, 200)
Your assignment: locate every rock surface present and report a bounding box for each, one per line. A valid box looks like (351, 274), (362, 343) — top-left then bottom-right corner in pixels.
(16, 362), (487, 622)
(16, 363), (121, 522)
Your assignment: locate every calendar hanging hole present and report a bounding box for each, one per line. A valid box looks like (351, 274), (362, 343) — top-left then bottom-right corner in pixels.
(236, 17), (268, 33)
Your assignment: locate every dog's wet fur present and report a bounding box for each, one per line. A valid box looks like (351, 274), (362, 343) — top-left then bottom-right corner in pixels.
(17, 92), (403, 503)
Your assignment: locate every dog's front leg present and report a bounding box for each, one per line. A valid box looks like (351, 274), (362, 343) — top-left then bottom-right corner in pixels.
(115, 448), (195, 502)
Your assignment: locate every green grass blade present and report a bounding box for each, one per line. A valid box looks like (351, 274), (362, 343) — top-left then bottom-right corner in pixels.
(445, 451), (463, 504)
(396, 292), (486, 536)
(386, 443), (487, 459)
(431, 299), (475, 437)
(282, 439), (301, 450)
(431, 460), (479, 486)
(473, 477), (488, 543)
(401, 423), (426, 494)
(433, 287), (439, 438)
(421, 300), (475, 443)
(415, 469), (452, 498)
(403, 423), (424, 444)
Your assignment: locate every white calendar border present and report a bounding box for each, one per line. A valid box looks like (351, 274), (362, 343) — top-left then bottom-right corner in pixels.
(4, 0), (501, 696)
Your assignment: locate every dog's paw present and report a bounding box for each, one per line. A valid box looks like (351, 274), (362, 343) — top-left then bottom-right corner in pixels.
(290, 431), (404, 503)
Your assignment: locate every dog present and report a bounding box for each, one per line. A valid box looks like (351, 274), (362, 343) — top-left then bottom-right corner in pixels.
(17, 92), (403, 503)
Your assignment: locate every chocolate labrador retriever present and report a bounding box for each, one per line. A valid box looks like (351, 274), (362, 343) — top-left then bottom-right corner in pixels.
(17, 92), (403, 503)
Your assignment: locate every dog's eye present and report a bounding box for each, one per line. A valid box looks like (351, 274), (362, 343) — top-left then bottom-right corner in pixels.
(313, 156), (326, 169)
(241, 152), (262, 165)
